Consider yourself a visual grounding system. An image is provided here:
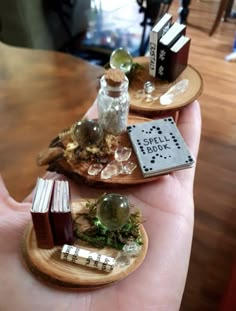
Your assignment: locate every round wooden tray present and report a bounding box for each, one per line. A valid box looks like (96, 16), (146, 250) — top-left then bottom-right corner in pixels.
(50, 115), (163, 186)
(129, 57), (203, 114)
(21, 200), (148, 289)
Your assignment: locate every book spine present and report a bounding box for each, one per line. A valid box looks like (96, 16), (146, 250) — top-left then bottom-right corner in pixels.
(31, 212), (54, 249)
(156, 28), (186, 81)
(167, 40), (190, 82)
(149, 30), (159, 77)
(155, 42), (171, 80)
(50, 212), (74, 245)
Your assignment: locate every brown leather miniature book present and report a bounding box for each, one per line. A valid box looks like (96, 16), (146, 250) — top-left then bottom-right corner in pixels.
(31, 178), (55, 249)
(50, 180), (74, 245)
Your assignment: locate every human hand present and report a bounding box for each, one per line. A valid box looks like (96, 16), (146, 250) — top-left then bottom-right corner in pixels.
(0, 100), (201, 311)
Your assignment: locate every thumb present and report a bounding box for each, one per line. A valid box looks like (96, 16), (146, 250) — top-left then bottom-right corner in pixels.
(0, 174), (31, 211)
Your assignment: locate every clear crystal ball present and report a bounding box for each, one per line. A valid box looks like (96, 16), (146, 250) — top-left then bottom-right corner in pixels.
(97, 193), (130, 231)
(109, 48), (133, 73)
(72, 119), (104, 148)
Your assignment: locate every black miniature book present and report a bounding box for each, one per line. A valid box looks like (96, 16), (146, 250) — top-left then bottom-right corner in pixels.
(156, 22), (186, 80)
(50, 180), (74, 245)
(31, 178), (55, 249)
(127, 118), (194, 177)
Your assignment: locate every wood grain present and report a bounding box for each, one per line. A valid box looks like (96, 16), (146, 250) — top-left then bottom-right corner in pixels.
(0, 0), (236, 308)
(21, 200), (148, 289)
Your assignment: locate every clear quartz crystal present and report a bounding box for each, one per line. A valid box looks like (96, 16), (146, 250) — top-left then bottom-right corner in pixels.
(114, 146), (132, 162)
(108, 160), (124, 174)
(160, 79), (189, 106)
(122, 161), (137, 175)
(115, 253), (131, 267)
(101, 166), (117, 180)
(88, 163), (103, 176)
(122, 241), (141, 257)
(101, 160), (123, 179)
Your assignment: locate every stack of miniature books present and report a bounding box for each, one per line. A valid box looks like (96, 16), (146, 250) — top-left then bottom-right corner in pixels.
(31, 178), (74, 249)
(149, 13), (191, 81)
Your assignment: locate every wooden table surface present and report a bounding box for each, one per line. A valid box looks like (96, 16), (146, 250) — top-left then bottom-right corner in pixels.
(0, 42), (104, 200)
(0, 36), (236, 310)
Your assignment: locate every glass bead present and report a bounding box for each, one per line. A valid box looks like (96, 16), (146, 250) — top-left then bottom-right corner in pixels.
(144, 81), (155, 94)
(88, 163), (103, 176)
(114, 146), (132, 162)
(109, 48), (133, 73)
(72, 119), (104, 148)
(97, 193), (130, 231)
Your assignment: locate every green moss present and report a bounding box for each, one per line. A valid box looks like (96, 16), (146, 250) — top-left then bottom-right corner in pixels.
(74, 194), (143, 250)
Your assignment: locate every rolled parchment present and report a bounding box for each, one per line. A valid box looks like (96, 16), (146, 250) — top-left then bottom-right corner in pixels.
(61, 244), (116, 273)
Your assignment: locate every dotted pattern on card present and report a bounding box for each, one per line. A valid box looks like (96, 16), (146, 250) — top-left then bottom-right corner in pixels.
(127, 117), (194, 177)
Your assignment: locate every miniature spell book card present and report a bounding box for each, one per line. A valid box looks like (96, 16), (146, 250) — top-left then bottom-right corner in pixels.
(127, 117), (194, 177)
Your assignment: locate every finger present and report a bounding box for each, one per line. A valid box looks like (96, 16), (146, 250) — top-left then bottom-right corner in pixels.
(177, 100), (201, 159)
(0, 174), (10, 203)
(0, 174), (31, 211)
(174, 100), (202, 188)
(85, 99), (98, 119)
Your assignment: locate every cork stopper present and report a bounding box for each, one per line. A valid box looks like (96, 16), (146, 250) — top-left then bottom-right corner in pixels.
(104, 68), (126, 87)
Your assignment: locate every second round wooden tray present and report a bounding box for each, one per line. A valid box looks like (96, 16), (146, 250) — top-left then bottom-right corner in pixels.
(42, 115), (164, 187)
(21, 200), (148, 289)
(129, 57), (203, 114)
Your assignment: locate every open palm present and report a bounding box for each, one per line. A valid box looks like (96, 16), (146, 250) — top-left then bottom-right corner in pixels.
(0, 101), (201, 311)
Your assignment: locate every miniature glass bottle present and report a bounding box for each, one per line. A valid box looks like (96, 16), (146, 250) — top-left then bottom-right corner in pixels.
(97, 68), (130, 136)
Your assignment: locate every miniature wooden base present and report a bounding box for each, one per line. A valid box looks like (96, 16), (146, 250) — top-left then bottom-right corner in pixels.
(129, 57), (203, 115)
(46, 115), (163, 186)
(21, 200), (148, 289)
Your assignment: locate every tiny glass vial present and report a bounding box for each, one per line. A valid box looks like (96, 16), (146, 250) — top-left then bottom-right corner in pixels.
(97, 68), (129, 136)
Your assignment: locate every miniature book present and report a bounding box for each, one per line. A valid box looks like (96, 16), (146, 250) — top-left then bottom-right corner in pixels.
(127, 117), (194, 177)
(168, 36), (191, 81)
(156, 22), (186, 80)
(149, 13), (173, 77)
(50, 180), (74, 245)
(31, 178), (55, 249)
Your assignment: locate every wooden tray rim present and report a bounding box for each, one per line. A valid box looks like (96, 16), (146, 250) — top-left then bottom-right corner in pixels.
(21, 200), (148, 289)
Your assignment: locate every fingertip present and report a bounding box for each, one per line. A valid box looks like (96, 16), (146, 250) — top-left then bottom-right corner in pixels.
(85, 99), (98, 119)
(177, 101), (202, 159)
(0, 174), (10, 199)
